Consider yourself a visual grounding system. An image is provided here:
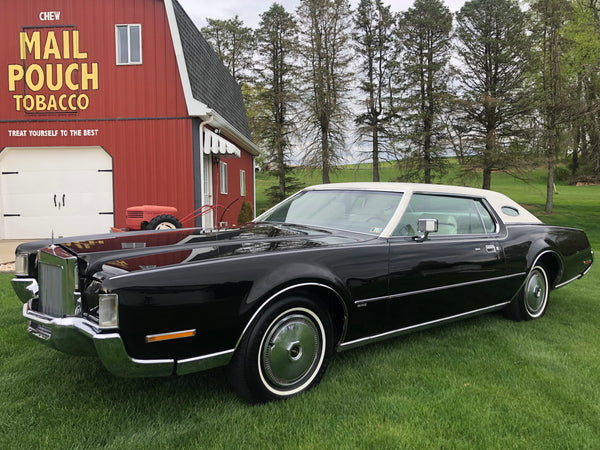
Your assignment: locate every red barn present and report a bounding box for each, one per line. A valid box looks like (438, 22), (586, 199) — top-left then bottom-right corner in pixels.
(0, 0), (258, 239)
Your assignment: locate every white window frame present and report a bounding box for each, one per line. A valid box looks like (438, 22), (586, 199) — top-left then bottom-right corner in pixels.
(220, 162), (228, 194)
(240, 170), (246, 196)
(115, 24), (142, 65)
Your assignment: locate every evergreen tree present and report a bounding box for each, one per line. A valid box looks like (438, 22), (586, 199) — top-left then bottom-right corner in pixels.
(255, 3), (302, 202)
(398, 0), (453, 184)
(455, 0), (532, 190)
(353, 0), (399, 182)
(201, 16), (255, 83)
(296, 0), (354, 184)
(530, 0), (572, 212)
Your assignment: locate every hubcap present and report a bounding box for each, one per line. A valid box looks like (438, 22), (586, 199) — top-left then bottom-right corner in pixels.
(524, 268), (547, 316)
(155, 222), (176, 230)
(261, 313), (322, 390)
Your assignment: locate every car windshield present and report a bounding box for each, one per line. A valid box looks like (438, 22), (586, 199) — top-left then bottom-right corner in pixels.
(258, 190), (404, 234)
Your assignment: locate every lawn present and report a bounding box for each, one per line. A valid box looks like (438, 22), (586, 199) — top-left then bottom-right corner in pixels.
(1, 169), (599, 448)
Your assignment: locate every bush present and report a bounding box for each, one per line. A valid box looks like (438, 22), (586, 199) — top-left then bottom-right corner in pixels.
(237, 201), (254, 225)
(554, 165), (571, 182)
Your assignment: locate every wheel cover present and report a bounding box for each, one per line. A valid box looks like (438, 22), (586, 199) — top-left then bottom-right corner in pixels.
(259, 309), (325, 395)
(524, 267), (548, 317)
(155, 222), (176, 230)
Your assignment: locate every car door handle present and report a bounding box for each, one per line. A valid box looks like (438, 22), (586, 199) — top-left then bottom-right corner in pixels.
(485, 245), (497, 253)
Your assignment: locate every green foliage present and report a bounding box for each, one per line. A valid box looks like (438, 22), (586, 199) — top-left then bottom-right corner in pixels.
(454, 0), (533, 189)
(200, 15), (255, 83)
(237, 200), (254, 225)
(353, 0), (398, 181)
(296, 0), (354, 183)
(398, 0), (453, 184)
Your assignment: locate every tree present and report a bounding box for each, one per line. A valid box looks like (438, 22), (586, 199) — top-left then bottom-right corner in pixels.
(353, 0), (399, 182)
(297, 0), (354, 184)
(398, 0), (453, 184)
(530, 0), (572, 212)
(255, 3), (302, 202)
(563, 0), (600, 181)
(455, 0), (532, 190)
(201, 16), (255, 83)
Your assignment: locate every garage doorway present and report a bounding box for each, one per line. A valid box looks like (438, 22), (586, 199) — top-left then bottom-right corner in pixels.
(0, 147), (114, 239)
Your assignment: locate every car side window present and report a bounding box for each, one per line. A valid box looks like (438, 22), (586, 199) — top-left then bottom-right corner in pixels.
(393, 194), (497, 236)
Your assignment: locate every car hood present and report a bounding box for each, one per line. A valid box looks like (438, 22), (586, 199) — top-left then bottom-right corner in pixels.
(38, 223), (377, 275)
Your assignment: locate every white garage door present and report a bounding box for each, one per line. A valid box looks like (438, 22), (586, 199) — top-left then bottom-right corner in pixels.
(0, 147), (114, 239)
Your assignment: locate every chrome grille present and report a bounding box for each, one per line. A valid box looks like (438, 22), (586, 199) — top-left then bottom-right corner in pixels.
(36, 250), (79, 318)
(39, 262), (64, 316)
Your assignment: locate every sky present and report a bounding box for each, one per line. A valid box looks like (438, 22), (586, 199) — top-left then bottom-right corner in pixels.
(178, 0), (467, 29)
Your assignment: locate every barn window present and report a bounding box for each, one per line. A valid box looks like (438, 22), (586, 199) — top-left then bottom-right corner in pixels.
(240, 170), (246, 196)
(116, 24), (142, 65)
(220, 162), (228, 194)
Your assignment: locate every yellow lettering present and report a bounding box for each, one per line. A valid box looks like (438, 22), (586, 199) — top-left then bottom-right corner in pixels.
(62, 30), (70, 59)
(20, 31), (41, 60)
(25, 64), (44, 91)
(13, 94), (23, 111)
(46, 64), (63, 91)
(65, 63), (79, 90)
(77, 94), (89, 110)
(81, 63), (98, 90)
(23, 95), (35, 111)
(8, 65), (24, 91)
(35, 94), (47, 111)
(43, 31), (61, 59)
(68, 94), (77, 110)
(47, 95), (58, 111)
(59, 94), (68, 111)
(73, 31), (87, 59)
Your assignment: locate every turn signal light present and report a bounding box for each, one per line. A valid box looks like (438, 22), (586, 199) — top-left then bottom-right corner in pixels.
(99, 294), (119, 329)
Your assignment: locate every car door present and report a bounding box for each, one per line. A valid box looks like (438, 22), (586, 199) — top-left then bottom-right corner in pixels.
(386, 193), (509, 330)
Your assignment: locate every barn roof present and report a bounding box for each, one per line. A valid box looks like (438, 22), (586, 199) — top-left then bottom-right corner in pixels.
(165, 0), (257, 154)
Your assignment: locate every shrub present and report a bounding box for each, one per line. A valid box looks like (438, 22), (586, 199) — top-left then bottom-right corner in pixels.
(237, 201), (254, 225)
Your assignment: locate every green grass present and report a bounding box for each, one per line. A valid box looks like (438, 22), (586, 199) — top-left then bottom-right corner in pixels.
(1, 168), (599, 448)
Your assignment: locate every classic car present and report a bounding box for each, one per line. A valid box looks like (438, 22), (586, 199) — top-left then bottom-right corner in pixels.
(11, 183), (594, 403)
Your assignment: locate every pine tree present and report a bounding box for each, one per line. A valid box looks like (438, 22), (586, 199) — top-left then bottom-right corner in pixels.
(455, 0), (532, 190)
(296, 0), (354, 184)
(398, 0), (453, 184)
(353, 0), (399, 182)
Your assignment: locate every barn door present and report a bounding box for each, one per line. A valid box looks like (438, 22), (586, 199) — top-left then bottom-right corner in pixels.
(0, 147), (114, 239)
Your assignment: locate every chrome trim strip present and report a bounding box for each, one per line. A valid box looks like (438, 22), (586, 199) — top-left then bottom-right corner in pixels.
(554, 274), (583, 289)
(235, 282), (348, 350)
(355, 272), (526, 305)
(340, 301), (511, 350)
(176, 349), (235, 376)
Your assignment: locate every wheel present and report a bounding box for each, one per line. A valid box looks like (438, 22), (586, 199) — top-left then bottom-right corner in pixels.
(228, 296), (333, 403)
(146, 214), (182, 230)
(504, 265), (549, 321)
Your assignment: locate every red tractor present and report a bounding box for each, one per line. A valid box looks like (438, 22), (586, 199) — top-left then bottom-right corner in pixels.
(116, 200), (239, 232)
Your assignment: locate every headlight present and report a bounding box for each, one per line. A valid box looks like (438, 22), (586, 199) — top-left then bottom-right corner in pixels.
(99, 293), (119, 329)
(15, 254), (29, 276)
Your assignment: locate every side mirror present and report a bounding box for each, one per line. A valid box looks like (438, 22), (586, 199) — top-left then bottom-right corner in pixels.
(415, 218), (438, 241)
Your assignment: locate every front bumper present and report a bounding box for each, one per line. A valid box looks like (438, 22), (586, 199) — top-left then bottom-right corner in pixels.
(14, 277), (232, 377)
(23, 300), (175, 377)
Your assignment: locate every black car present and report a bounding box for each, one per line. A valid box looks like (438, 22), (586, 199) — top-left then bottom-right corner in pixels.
(11, 183), (594, 402)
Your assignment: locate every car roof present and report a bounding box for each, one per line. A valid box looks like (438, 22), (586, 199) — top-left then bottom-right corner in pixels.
(304, 182), (542, 225)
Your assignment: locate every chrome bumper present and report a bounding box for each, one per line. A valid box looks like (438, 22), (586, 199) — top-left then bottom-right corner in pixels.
(23, 301), (175, 377)
(15, 278), (232, 377)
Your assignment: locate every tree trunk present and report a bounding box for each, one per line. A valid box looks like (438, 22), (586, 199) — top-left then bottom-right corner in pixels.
(373, 128), (380, 182)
